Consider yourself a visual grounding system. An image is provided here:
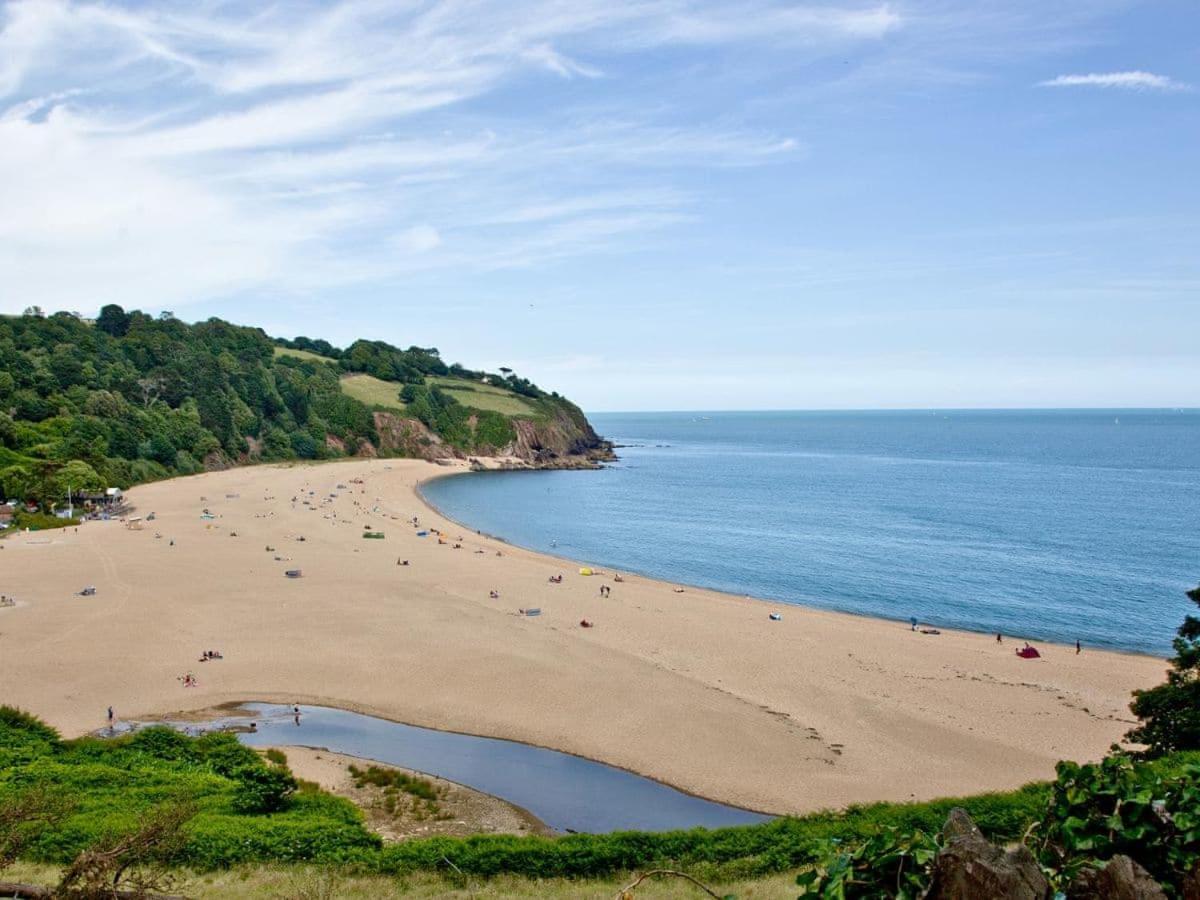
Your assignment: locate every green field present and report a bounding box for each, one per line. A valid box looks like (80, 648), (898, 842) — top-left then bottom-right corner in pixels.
(339, 373), (537, 417)
(273, 346), (337, 365)
(339, 374), (408, 412)
(426, 376), (537, 416)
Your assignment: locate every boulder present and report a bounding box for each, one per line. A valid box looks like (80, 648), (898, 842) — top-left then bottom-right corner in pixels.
(926, 808), (1050, 900)
(1067, 855), (1167, 900)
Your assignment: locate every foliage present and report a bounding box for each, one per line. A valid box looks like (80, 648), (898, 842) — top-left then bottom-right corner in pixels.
(0, 713), (377, 870)
(22, 709), (1193, 888)
(789, 752), (1200, 899)
(6, 509), (79, 533)
(0, 706), (62, 748)
(0, 784), (73, 874)
(338, 339), (448, 384)
(348, 765), (438, 802)
(795, 827), (939, 899)
(1035, 754), (1200, 891)
(231, 765), (298, 814)
(0, 309), (596, 508)
(1128, 584), (1200, 755)
(399, 384), (517, 450)
(0, 309), (383, 505)
(275, 336), (341, 360)
(55, 798), (196, 898)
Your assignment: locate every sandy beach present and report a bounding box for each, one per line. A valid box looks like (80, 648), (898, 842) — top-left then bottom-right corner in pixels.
(0, 459), (1168, 815)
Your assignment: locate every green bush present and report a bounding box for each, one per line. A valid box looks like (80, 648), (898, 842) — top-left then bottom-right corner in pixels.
(348, 765), (438, 802)
(1128, 584), (1200, 756)
(8, 510), (78, 532)
(231, 765), (298, 814)
(1037, 754), (1200, 890)
(0, 712), (374, 868)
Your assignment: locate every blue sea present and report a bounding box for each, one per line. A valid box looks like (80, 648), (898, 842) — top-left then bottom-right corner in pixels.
(422, 410), (1199, 656)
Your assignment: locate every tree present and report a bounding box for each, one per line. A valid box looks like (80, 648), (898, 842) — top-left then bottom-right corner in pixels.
(48, 460), (104, 500)
(1127, 584), (1200, 755)
(96, 304), (131, 337)
(21, 306), (43, 318)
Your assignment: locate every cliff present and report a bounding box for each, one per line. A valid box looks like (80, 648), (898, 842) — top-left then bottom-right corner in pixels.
(371, 401), (614, 469)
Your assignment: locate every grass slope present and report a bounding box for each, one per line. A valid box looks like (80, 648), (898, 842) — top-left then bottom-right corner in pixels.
(272, 346), (338, 365)
(340, 373), (538, 418)
(339, 374), (408, 412)
(427, 376), (538, 417)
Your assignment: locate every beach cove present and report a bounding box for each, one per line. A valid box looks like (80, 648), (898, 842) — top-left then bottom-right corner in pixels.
(0, 458), (1168, 816)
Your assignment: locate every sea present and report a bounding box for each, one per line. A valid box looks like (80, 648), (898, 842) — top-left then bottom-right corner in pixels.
(421, 410), (1199, 656)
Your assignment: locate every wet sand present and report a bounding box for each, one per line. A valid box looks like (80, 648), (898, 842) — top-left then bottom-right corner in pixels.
(0, 459), (1167, 814)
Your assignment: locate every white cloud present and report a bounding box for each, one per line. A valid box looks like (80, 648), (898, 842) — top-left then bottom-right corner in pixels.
(395, 225), (443, 254)
(0, 0), (884, 313)
(1039, 71), (1189, 91)
(522, 44), (602, 79)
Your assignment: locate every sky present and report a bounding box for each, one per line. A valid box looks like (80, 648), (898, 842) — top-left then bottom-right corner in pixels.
(0, 0), (1196, 411)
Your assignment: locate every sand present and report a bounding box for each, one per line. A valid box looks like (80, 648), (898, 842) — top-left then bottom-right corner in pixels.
(0, 459), (1168, 815)
(271, 746), (549, 839)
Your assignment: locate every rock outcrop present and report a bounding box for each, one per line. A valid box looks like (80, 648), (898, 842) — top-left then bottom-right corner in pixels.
(1067, 856), (1168, 900)
(370, 402), (614, 469)
(927, 809), (1050, 900)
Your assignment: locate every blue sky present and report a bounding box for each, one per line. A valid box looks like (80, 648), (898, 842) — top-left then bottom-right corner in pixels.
(0, 0), (1196, 410)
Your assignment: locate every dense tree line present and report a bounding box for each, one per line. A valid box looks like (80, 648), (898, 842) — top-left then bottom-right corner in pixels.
(275, 333), (550, 399)
(0, 308), (587, 510)
(0, 308), (383, 506)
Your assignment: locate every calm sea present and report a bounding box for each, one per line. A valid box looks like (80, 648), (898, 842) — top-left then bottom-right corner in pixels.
(422, 410), (1199, 655)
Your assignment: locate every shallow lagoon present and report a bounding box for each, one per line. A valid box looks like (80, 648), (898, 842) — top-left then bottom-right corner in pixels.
(236, 703), (771, 833)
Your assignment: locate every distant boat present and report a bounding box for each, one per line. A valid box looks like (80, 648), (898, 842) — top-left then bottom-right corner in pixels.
(1114, 417), (1120, 425)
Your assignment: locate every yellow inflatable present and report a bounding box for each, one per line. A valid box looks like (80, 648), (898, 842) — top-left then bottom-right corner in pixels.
(579, 567), (593, 576)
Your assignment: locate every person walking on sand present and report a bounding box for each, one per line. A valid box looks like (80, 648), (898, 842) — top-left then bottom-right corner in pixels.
(996, 632), (1002, 643)
(107, 706), (114, 729)
(1076, 639), (1081, 655)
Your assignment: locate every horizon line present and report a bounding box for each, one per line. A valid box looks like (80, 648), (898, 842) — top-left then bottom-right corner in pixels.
(585, 406), (1199, 415)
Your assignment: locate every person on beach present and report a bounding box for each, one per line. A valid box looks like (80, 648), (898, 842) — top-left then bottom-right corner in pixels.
(107, 706), (114, 729)
(996, 633), (1002, 643)
(1076, 639), (1081, 654)
(911, 617), (918, 632)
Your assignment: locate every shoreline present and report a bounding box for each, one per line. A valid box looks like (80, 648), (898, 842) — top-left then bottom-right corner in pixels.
(415, 465), (1165, 664)
(0, 457), (1169, 815)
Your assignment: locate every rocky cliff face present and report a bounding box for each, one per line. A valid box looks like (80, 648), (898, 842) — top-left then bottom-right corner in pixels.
(369, 403), (614, 469)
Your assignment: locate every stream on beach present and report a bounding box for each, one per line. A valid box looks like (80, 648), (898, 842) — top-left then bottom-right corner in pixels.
(136, 703), (771, 833)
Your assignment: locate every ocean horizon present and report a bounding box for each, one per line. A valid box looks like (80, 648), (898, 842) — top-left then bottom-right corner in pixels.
(422, 408), (1199, 656)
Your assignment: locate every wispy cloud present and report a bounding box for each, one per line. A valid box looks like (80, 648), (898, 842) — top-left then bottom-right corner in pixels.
(0, 0), (849, 313)
(1039, 70), (1189, 91)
